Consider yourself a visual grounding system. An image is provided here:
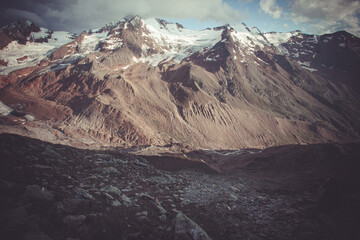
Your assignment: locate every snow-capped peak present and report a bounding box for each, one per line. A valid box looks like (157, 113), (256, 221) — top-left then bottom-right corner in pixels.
(0, 16), (280, 75)
(0, 20), (76, 75)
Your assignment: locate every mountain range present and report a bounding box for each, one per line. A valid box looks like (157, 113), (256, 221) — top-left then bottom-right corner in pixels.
(0, 16), (359, 150)
(1, 16), (360, 240)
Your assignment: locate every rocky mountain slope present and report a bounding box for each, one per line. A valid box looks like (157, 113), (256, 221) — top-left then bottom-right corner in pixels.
(0, 16), (359, 150)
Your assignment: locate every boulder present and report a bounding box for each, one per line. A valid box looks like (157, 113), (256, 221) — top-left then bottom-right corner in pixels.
(101, 185), (122, 197)
(112, 200), (121, 207)
(171, 213), (212, 240)
(102, 166), (120, 175)
(76, 188), (94, 200)
(23, 185), (53, 201)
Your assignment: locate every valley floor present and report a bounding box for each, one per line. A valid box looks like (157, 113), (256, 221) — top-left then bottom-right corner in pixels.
(1, 133), (360, 240)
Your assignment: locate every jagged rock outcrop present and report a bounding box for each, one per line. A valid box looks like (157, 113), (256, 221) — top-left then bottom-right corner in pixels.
(0, 20), (42, 47)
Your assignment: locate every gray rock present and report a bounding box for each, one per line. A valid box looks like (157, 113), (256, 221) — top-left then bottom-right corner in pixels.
(101, 185), (122, 197)
(111, 158), (128, 164)
(103, 192), (114, 200)
(137, 215), (147, 221)
(171, 213), (212, 240)
(76, 188), (94, 200)
(23, 185), (53, 201)
(147, 175), (177, 184)
(112, 200), (121, 207)
(133, 158), (148, 167)
(102, 167), (120, 174)
(156, 202), (167, 214)
(135, 211), (148, 217)
(121, 194), (132, 207)
(135, 211), (148, 220)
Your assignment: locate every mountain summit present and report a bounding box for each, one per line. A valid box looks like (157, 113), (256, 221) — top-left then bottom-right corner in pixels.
(0, 16), (359, 149)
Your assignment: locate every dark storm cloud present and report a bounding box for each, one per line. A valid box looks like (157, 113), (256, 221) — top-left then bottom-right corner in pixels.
(0, 0), (243, 32)
(0, 0), (79, 30)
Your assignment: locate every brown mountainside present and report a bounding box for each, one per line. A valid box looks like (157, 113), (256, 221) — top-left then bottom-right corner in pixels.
(0, 17), (359, 149)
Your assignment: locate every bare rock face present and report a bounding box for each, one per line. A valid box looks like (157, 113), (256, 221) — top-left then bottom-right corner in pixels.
(0, 20), (41, 46)
(0, 19), (54, 51)
(0, 59), (7, 66)
(0, 30), (13, 50)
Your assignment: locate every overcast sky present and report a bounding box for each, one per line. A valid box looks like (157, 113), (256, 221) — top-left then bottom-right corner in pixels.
(0, 0), (359, 36)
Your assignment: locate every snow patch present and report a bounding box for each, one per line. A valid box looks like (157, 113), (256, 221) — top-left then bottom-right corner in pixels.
(205, 56), (217, 61)
(297, 61), (310, 67)
(264, 32), (293, 47)
(24, 114), (35, 121)
(129, 18), (223, 66)
(322, 36), (333, 43)
(0, 101), (12, 116)
(38, 63), (71, 75)
(297, 61), (317, 72)
(29, 27), (51, 40)
(231, 27), (268, 53)
(301, 66), (317, 72)
(0, 31), (75, 75)
(0, 41), (53, 75)
(104, 38), (123, 50)
(79, 35), (99, 53)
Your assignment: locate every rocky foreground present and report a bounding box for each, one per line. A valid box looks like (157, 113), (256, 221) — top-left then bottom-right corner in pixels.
(1, 133), (360, 240)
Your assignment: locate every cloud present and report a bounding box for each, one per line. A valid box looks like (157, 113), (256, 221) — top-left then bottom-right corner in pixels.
(259, 0), (283, 19)
(289, 0), (360, 21)
(288, 0), (360, 36)
(256, 0), (360, 36)
(2, 8), (47, 27)
(0, 0), (243, 32)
